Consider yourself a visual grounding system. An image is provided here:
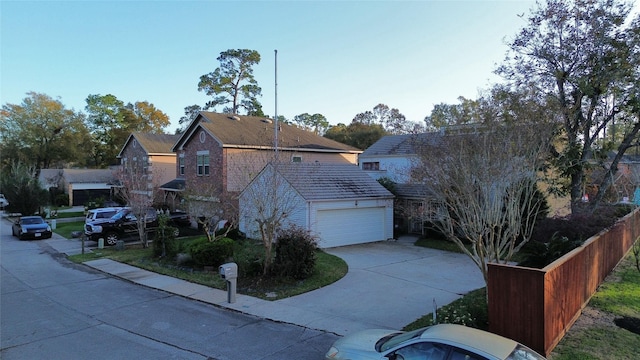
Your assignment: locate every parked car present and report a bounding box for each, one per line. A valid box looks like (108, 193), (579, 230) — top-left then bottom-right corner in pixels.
(84, 208), (189, 246)
(12, 216), (53, 240)
(325, 324), (546, 360)
(85, 207), (122, 224)
(0, 193), (8, 208)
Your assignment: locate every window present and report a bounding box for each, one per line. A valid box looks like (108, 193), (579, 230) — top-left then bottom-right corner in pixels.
(392, 342), (448, 360)
(362, 162), (380, 170)
(197, 151), (210, 176)
(179, 155), (185, 176)
(292, 155), (302, 163)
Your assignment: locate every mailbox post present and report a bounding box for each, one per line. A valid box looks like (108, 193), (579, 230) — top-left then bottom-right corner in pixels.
(219, 262), (238, 303)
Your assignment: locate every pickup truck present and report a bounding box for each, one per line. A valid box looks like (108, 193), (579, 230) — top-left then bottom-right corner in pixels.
(84, 208), (190, 246)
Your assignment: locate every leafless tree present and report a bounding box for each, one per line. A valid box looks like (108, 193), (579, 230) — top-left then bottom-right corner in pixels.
(113, 162), (162, 248)
(182, 182), (237, 242)
(411, 120), (553, 287)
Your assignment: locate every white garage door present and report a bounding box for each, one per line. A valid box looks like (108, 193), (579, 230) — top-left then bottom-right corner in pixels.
(316, 207), (386, 248)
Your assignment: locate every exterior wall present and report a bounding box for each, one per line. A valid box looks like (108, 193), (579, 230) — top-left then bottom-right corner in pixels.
(225, 148), (358, 193)
(359, 155), (415, 183)
(149, 154), (177, 187)
(181, 129), (224, 195)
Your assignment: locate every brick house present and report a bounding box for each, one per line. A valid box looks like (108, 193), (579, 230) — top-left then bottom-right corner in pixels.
(170, 112), (362, 220)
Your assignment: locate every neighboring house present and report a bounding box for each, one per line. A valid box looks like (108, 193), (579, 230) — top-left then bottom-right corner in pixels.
(117, 132), (180, 191)
(239, 162), (394, 248)
(39, 168), (118, 206)
(170, 112), (362, 219)
(359, 133), (440, 234)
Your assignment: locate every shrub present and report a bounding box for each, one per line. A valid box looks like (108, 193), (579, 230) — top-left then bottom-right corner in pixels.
(519, 233), (582, 268)
(272, 225), (318, 280)
(153, 214), (180, 258)
(189, 237), (235, 268)
(233, 239), (265, 277)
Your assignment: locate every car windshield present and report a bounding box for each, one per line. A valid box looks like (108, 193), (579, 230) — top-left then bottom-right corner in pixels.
(377, 327), (429, 352)
(22, 217), (44, 225)
(111, 210), (128, 220)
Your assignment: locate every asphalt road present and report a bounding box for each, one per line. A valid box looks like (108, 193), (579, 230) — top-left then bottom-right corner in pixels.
(0, 219), (338, 360)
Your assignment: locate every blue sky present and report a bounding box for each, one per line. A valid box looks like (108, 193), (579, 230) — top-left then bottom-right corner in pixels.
(2, 1), (537, 132)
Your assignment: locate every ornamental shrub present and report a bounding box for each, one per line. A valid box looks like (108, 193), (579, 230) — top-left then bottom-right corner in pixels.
(272, 225), (318, 280)
(189, 237), (235, 268)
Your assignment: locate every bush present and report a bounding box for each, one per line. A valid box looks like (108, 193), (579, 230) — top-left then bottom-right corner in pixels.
(272, 225), (318, 280)
(54, 193), (69, 207)
(233, 239), (265, 277)
(519, 233), (583, 268)
(153, 214), (180, 258)
(189, 237), (235, 268)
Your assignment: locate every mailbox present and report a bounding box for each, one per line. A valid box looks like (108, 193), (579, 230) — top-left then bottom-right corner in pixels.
(219, 262), (238, 303)
(219, 262), (238, 280)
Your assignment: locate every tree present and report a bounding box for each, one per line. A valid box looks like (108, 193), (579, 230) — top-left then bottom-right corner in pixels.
(198, 49), (262, 115)
(0, 161), (49, 216)
(112, 162), (158, 248)
(352, 104), (423, 134)
(424, 97), (481, 131)
(183, 183), (238, 243)
(324, 121), (387, 150)
(178, 104), (203, 133)
(85, 94), (170, 167)
(412, 118), (553, 288)
(0, 92), (91, 171)
(497, 0), (640, 213)
(292, 113), (329, 135)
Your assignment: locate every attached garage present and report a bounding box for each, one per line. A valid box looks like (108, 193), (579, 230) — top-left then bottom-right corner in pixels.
(240, 163), (395, 249)
(315, 206), (387, 248)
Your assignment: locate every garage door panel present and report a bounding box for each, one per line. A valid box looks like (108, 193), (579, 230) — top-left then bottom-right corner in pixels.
(316, 207), (385, 248)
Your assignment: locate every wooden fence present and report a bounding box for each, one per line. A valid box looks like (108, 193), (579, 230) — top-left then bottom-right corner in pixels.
(487, 208), (640, 357)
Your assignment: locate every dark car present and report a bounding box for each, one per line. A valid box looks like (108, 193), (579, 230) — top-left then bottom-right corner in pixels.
(12, 216), (53, 240)
(84, 208), (188, 246)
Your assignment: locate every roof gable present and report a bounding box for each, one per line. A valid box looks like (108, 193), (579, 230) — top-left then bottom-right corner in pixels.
(119, 132), (180, 158)
(173, 112), (361, 153)
(260, 163), (393, 200)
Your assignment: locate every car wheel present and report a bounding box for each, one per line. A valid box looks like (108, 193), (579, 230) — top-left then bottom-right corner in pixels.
(105, 232), (119, 246)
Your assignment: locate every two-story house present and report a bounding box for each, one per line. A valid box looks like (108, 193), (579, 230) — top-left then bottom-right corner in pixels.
(359, 133), (443, 234)
(117, 132), (180, 204)
(169, 112), (362, 222)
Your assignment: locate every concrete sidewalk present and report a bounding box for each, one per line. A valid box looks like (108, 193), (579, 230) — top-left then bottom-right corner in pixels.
(42, 232), (485, 336)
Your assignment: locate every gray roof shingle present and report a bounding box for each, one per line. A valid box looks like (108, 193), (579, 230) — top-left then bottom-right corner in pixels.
(268, 163), (394, 200)
(361, 132), (440, 157)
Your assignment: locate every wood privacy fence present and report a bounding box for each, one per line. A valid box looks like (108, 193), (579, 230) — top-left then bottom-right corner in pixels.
(487, 208), (640, 357)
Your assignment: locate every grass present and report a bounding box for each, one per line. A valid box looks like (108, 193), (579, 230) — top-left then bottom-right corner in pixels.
(52, 220), (85, 239)
(54, 211), (84, 219)
(68, 237), (348, 301)
(413, 236), (640, 359)
(550, 254), (640, 360)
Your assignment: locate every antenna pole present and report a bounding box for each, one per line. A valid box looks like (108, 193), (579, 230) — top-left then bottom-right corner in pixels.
(274, 49), (278, 161)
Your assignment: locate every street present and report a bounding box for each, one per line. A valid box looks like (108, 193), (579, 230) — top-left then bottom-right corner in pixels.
(0, 219), (337, 359)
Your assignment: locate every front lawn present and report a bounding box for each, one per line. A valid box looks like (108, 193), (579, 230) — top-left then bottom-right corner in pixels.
(68, 237), (348, 301)
(53, 220), (84, 239)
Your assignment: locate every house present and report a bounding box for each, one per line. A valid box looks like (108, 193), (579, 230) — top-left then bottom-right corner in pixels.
(359, 133), (441, 234)
(39, 168), (118, 206)
(239, 162), (394, 248)
(117, 132), (180, 192)
(169, 112), (362, 219)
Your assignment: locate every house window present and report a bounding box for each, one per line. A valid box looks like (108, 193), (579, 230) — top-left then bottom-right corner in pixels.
(197, 151), (210, 176)
(292, 155), (302, 163)
(179, 155), (185, 176)
(363, 162), (380, 170)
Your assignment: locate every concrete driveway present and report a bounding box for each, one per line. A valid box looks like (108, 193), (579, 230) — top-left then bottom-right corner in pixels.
(275, 237), (485, 334)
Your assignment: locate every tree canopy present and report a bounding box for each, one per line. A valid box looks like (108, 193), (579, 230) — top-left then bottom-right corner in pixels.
(292, 113), (329, 135)
(497, 0), (640, 212)
(198, 49), (263, 116)
(0, 92), (91, 171)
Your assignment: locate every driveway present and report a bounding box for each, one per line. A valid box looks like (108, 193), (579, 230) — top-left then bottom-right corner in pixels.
(275, 237), (485, 334)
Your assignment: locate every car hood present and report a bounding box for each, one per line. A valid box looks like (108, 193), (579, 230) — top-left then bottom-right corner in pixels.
(332, 329), (399, 355)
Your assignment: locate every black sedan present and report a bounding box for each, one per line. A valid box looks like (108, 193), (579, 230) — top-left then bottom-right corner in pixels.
(12, 216), (53, 240)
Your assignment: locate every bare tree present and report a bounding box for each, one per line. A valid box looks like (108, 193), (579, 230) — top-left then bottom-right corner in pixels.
(183, 182), (237, 242)
(239, 161), (307, 276)
(113, 161), (162, 248)
(411, 120), (553, 287)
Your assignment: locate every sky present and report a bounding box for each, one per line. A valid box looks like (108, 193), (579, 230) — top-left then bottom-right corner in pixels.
(1, 0), (539, 133)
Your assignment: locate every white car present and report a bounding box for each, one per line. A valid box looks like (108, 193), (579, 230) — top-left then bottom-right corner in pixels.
(0, 194), (8, 208)
(325, 324), (546, 360)
(85, 207), (122, 224)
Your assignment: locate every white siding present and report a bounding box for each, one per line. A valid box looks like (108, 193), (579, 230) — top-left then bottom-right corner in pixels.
(360, 155), (415, 183)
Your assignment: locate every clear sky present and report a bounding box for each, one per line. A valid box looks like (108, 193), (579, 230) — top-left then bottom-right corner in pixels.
(2, 0), (537, 132)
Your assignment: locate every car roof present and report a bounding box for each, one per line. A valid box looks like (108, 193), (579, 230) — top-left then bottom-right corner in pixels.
(20, 216), (44, 220)
(421, 324), (517, 359)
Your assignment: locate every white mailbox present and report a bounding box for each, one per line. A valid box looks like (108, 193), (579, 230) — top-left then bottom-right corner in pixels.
(219, 262), (238, 303)
(219, 262), (238, 280)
